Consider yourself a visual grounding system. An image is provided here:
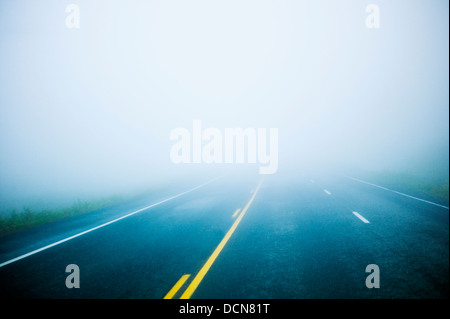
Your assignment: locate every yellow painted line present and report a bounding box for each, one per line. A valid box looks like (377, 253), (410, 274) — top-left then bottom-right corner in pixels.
(180, 179), (263, 299)
(163, 274), (191, 299)
(231, 208), (241, 219)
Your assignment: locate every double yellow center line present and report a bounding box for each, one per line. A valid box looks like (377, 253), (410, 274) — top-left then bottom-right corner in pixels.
(164, 179), (263, 299)
(164, 274), (190, 299)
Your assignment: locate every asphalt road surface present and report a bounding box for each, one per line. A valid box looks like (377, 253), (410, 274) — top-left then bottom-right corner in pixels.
(0, 172), (448, 299)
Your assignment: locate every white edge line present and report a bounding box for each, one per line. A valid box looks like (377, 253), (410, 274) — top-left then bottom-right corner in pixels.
(0, 177), (220, 268)
(352, 211), (370, 224)
(324, 189), (331, 195)
(345, 176), (449, 210)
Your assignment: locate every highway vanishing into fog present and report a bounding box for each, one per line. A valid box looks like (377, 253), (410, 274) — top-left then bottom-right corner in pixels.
(0, 172), (448, 299)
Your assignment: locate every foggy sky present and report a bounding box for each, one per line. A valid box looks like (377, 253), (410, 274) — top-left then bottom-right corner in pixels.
(0, 0), (448, 211)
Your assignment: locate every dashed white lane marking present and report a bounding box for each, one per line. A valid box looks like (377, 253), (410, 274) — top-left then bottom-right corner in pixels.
(352, 211), (370, 224)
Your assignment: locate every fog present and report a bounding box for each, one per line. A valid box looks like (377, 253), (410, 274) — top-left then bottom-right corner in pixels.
(0, 0), (448, 212)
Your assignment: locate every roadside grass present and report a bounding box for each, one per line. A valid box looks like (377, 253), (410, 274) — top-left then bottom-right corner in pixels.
(362, 170), (449, 203)
(0, 196), (125, 237)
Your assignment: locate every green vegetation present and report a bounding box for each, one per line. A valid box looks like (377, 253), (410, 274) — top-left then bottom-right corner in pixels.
(0, 196), (125, 237)
(363, 170), (449, 202)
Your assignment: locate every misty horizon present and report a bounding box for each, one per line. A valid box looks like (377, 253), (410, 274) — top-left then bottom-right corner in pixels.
(0, 0), (448, 212)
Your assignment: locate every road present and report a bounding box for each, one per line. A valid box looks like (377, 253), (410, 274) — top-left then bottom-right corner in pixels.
(0, 171), (448, 299)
